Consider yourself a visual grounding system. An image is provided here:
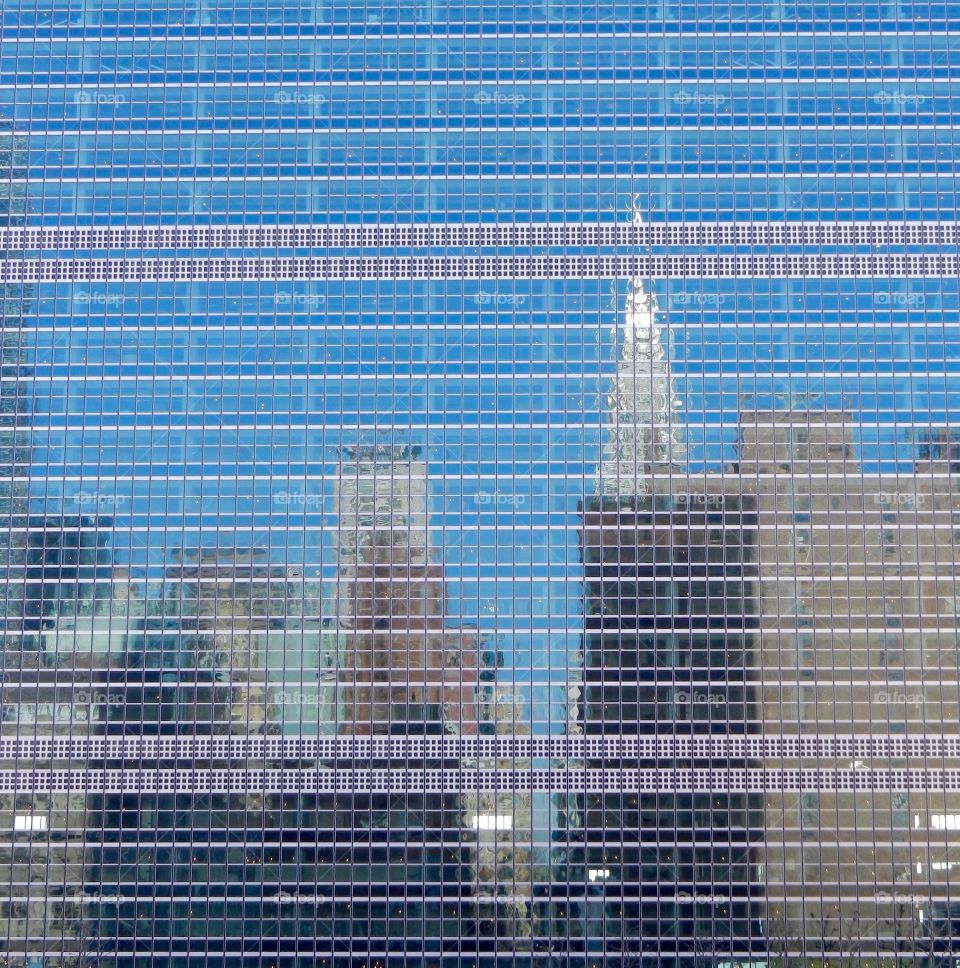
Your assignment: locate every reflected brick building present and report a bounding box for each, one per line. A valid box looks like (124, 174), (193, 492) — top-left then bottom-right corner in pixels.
(332, 444), (476, 734)
(318, 444), (481, 958)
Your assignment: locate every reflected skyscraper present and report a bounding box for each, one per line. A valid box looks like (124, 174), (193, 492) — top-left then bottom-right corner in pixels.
(307, 444), (480, 957)
(331, 444), (452, 734)
(597, 210), (685, 498)
(578, 255), (763, 963)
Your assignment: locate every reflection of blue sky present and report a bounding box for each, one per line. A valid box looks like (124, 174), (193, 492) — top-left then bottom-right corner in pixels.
(4, 73), (960, 223)
(667, 277), (960, 471)
(8, 33), (960, 87)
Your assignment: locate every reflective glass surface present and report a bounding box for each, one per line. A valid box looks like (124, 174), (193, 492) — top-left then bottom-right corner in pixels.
(0, 2), (959, 966)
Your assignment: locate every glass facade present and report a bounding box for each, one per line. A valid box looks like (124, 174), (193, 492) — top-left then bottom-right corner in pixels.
(0, 1), (958, 965)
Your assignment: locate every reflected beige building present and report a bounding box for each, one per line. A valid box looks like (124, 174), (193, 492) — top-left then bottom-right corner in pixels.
(330, 444), (478, 734)
(329, 445), (537, 947)
(322, 444), (492, 952)
(738, 411), (960, 961)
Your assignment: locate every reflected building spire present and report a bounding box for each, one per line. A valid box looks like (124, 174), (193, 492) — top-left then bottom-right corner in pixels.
(597, 201), (685, 495)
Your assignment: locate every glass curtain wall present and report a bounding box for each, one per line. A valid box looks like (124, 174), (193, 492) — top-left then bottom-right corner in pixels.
(0, 2), (957, 966)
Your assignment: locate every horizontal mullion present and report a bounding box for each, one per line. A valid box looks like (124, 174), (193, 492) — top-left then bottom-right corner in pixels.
(8, 370), (960, 383)
(0, 889), (932, 898)
(11, 167), (954, 183)
(9, 123), (953, 136)
(0, 951), (776, 961)
(8, 521), (960, 532)
(0, 842), (930, 851)
(8, 676), (960, 687)
(2, 626), (954, 635)
(11, 421), (960, 431)
(17, 325), (960, 335)
(2, 25), (957, 37)
(9, 424), (960, 433)
(13, 472), (960, 480)
(0, 765), (957, 793)
(6, 73), (956, 88)
(2, 72), (951, 88)
(0, 221), (954, 252)
(0, 253), (953, 281)
(2, 734), (959, 760)
(4, 28), (959, 43)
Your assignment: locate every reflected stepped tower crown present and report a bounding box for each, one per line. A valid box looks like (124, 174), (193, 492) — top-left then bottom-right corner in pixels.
(597, 202), (685, 496)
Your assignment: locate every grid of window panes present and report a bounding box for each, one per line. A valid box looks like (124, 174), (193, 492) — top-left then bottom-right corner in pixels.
(0, 2), (958, 966)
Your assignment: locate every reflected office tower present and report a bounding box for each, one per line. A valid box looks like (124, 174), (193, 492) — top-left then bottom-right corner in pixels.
(170, 547), (282, 736)
(577, 255), (762, 963)
(87, 548), (289, 966)
(326, 444), (479, 957)
(332, 444), (448, 733)
(738, 412), (960, 961)
(0, 515), (118, 968)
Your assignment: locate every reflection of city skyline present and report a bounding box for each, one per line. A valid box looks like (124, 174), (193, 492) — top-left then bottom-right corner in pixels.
(0, 430), (489, 954)
(5, 250), (960, 959)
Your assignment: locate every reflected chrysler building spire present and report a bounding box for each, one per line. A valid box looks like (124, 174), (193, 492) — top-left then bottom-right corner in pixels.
(597, 202), (685, 495)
